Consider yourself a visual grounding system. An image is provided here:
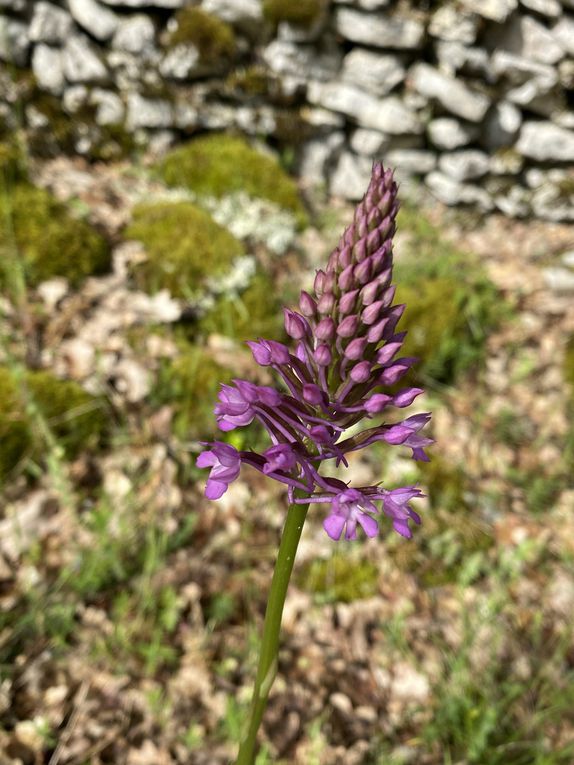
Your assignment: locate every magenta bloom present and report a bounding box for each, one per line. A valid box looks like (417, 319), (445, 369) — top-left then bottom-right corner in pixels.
(197, 162), (432, 540)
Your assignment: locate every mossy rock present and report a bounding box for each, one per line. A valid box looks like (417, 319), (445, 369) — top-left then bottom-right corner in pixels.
(0, 139), (28, 187)
(197, 270), (284, 342)
(263, 0), (323, 27)
(167, 7), (235, 64)
(297, 554), (379, 603)
(0, 184), (111, 289)
(155, 134), (307, 226)
(0, 367), (108, 478)
(150, 345), (228, 440)
(224, 66), (272, 99)
(126, 201), (245, 299)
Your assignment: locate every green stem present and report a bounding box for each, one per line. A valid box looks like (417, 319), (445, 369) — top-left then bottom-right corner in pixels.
(235, 501), (309, 765)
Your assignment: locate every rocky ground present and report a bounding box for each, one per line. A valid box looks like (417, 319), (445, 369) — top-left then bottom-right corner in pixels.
(1, 155), (574, 764)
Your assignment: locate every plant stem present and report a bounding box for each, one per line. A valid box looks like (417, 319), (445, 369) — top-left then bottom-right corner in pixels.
(235, 501), (309, 765)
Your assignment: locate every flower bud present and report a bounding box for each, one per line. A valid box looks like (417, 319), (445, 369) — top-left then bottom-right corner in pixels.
(247, 339), (290, 366)
(367, 317), (389, 344)
(361, 300), (383, 325)
(378, 357), (416, 386)
(376, 340), (403, 365)
(344, 336), (368, 360)
(263, 444), (297, 474)
(284, 309), (310, 340)
(338, 264), (354, 291)
(367, 228), (381, 253)
(354, 257), (372, 285)
(365, 393), (392, 414)
(314, 344), (332, 366)
(353, 238), (368, 263)
(318, 292), (335, 314)
(393, 387), (424, 408)
(338, 245), (352, 269)
(303, 383), (326, 406)
(315, 317), (336, 341)
(299, 290), (317, 317)
(339, 289), (359, 316)
(337, 315), (360, 338)
(380, 285), (396, 308)
(360, 279), (380, 306)
(350, 361), (371, 382)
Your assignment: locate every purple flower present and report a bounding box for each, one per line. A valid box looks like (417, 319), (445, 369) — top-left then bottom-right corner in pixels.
(196, 162), (433, 541)
(323, 488), (379, 541)
(196, 443), (241, 499)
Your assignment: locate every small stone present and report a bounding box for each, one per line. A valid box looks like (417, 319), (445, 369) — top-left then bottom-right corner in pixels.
(101, 0), (182, 7)
(425, 171), (494, 210)
(201, 0), (263, 25)
(299, 132), (345, 185)
(0, 18), (29, 66)
(329, 152), (374, 200)
(439, 150), (490, 180)
(483, 101), (522, 148)
(429, 5), (479, 44)
(334, 8), (425, 49)
(160, 44), (200, 79)
(62, 85), (88, 113)
(517, 121), (574, 161)
(520, 0), (562, 15)
(552, 15), (574, 57)
(435, 42), (490, 77)
(492, 184), (531, 216)
(341, 49), (405, 97)
(330, 692), (353, 715)
(390, 663), (430, 703)
(112, 15), (156, 54)
(32, 45), (65, 95)
(491, 50), (558, 85)
(543, 267), (574, 292)
(492, 14), (566, 65)
(386, 149), (437, 176)
(29, 2), (73, 44)
(507, 77), (564, 117)
(126, 92), (173, 130)
(561, 251), (574, 268)
(410, 62), (490, 122)
(262, 40), (341, 82)
(69, 0), (119, 41)
(90, 88), (125, 125)
(460, 0), (518, 22)
(427, 117), (478, 149)
(489, 149), (524, 174)
(63, 36), (108, 82)
(350, 128), (390, 155)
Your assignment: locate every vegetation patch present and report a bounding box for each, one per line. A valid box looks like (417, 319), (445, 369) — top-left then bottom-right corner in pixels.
(126, 201), (245, 299)
(155, 134), (307, 225)
(0, 184), (110, 289)
(0, 138), (28, 187)
(298, 554), (379, 603)
(262, 0), (323, 27)
(167, 7), (235, 64)
(0, 367), (108, 478)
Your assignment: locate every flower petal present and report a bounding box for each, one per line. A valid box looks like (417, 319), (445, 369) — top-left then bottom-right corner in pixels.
(323, 514), (346, 541)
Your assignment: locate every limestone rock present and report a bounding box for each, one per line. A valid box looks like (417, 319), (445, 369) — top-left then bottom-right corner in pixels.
(429, 5), (479, 44)
(438, 150), (490, 180)
(126, 92), (174, 129)
(29, 2), (73, 44)
(69, 0), (119, 41)
(410, 63), (490, 122)
(552, 15), (574, 57)
(299, 131), (345, 185)
(89, 88), (125, 125)
(385, 149), (437, 176)
(517, 121), (574, 161)
(350, 128), (390, 155)
(63, 36), (108, 82)
(0, 18), (29, 66)
(32, 44), (65, 95)
(427, 117), (478, 149)
(112, 16), (156, 54)
(520, 0), (562, 15)
(491, 14), (565, 65)
(334, 8), (424, 49)
(159, 45), (201, 79)
(460, 0), (518, 22)
(329, 151), (374, 200)
(100, 0), (183, 7)
(341, 50), (405, 97)
(435, 42), (490, 77)
(425, 171), (494, 210)
(201, 0), (263, 25)
(262, 40), (341, 82)
(483, 101), (522, 148)
(491, 51), (558, 85)
(543, 268), (574, 291)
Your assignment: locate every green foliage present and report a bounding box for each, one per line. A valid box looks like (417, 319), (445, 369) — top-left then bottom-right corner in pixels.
(0, 367), (108, 478)
(565, 334), (574, 393)
(126, 201), (245, 298)
(263, 0), (323, 27)
(225, 66), (272, 99)
(298, 553), (379, 603)
(167, 7), (235, 63)
(492, 407), (535, 449)
(156, 134), (307, 225)
(0, 139), (28, 187)
(198, 271), (284, 342)
(0, 184), (110, 288)
(395, 203), (505, 386)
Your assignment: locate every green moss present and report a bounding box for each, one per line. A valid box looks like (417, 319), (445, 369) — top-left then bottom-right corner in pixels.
(565, 335), (574, 392)
(156, 134), (307, 226)
(197, 270), (284, 342)
(126, 201), (245, 299)
(263, 0), (323, 27)
(395, 204), (505, 386)
(167, 7), (235, 64)
(0, 184), (111, 288)
(0, 139), (28, 187)
(298, 554), (379, 603)
(0, 367), (108, 478)
(225, 66), (271, 99)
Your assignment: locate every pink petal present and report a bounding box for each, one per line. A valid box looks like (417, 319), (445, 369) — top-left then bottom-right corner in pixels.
(357, 513), (379, 538)
(323, 514), (346, 541)
(196, 451), (216, 468)
(205, 479), (228, 500)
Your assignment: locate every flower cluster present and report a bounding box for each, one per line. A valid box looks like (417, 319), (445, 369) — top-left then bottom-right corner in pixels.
(197, 163), (432, 541)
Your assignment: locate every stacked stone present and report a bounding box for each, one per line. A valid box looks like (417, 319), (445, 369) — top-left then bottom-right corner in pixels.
(0, 0), (572, 220)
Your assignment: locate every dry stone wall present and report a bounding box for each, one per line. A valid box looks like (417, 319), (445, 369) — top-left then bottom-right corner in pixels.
(0, 0), (573, 219)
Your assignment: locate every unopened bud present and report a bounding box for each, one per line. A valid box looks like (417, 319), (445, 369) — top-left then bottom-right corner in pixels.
(339, 289), (359, 316)
(350, 361), (371, 382)
(284, 309), (309, 340)
(344, 336), (368, 360)
(337, 315), (360, 338)
(315, 317), (336, 341)
(299, 291), (317, 317)
(314, 344), (332, 366)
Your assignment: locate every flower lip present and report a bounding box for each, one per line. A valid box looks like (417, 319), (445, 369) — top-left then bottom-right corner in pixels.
(196, 442), (241, 499)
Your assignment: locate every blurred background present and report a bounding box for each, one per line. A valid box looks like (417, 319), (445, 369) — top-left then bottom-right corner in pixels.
(1, 0), (573, 763)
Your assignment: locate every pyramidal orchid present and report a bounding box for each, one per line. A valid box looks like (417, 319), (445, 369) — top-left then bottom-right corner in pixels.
(196, 163), (432, 764)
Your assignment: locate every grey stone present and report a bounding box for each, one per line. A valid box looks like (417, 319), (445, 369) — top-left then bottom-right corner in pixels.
(69, 0), (119, 41)
(304, 108), (346, 129)
(483, 101), (522, 148)
(262, 40), (341, 82)
(0, 0), (25, 9)
(29, 2), (73, 44)
(460, 0), (518, 22)
(277, 8), (328, 44)
(31, 44), (65, 95)
(492, 15), (565, 65)
(554, 108), (574, 128)
(427, 117), (478, 149)
(517, 121), (574, 161)
(235, 105), (276, 135)
(62, 85), (88, 113)
(425, 171), (494, 210)
(90, 89), (125, 125)
(350, 128), (390, 155)
(356, 0), (391, 8)
(489, 150), (524, 174)
(520, 0), (562, 15)
(491, 50), (558, 85)
(334, 8), (424, 49)
(429, 5), (479, 44)
(126, 92), (174, 130)
(435, 42), (490, 77)
(329, 152), (374, 200)
(63, 36), (108, 82)
(159, 45), (200, 79)
(100, 0), (183, 6)
(341, 50), (405, 97)
(507, 77), (564, 116)
(174, 101), (199, 129)
(0, 18), (29, 66)
(112, 16), (156, 54)
(299, 132), (345, 186)
(197, 101), (236, 129)
(385, 149), (437, 176)
(439, 150), (490, 181)
(492, 185), (530, 217)
(553, 16), (574, 57)
(410, 63), (490, 122)
(201, 0), (263, 24)
(543, 268), (574, 291)
(561, 251), (574, 268)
